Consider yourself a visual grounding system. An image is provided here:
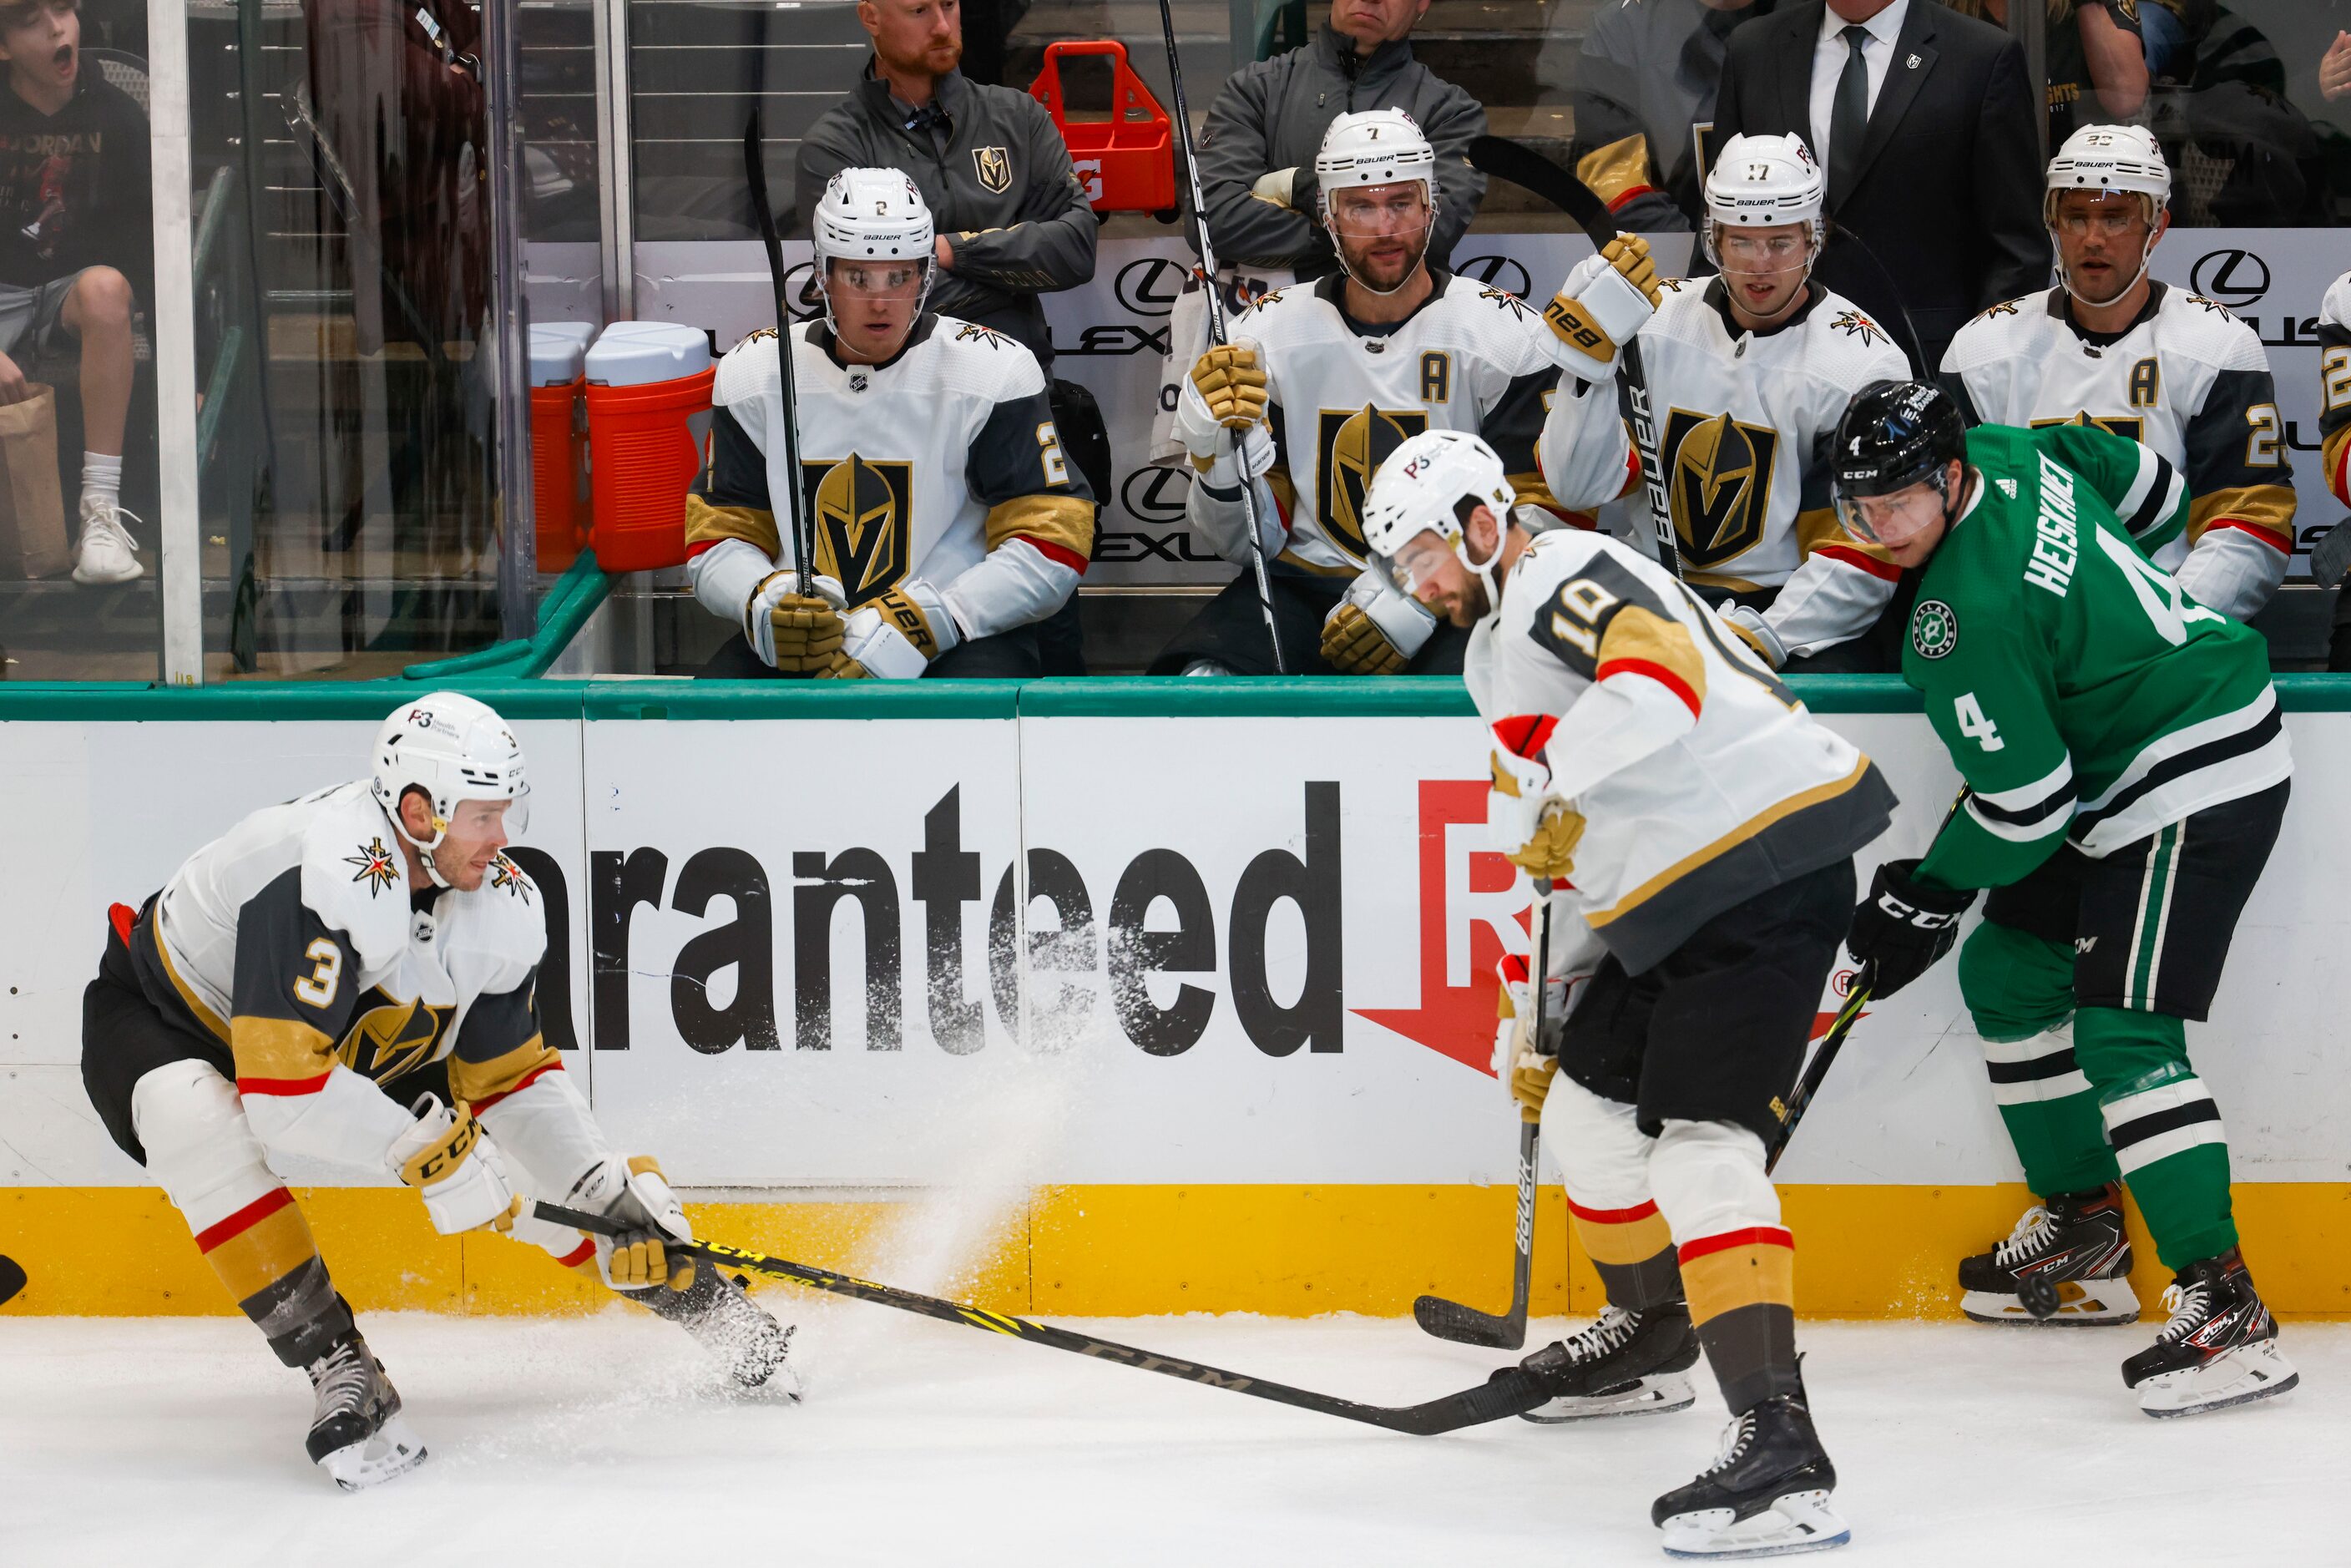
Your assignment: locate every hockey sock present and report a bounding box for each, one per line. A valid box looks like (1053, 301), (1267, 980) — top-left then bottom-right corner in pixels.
(1960, 921), (2116, 1196)
(2079, 1009), (2237, 1269)
(1568, 1195), (1683, 1309)
(1677, 1225), (1798, 1414)
(80, 451), (121, 509)
(193, 1186), (356, 1368)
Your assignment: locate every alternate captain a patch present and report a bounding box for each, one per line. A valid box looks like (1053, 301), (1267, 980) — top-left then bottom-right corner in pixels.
(973, 146), (1012, 194)
(346, 837), (400, 895)
(1911, 598), (1959, 660)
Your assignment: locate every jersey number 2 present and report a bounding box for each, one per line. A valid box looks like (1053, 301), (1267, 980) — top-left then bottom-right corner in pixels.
(1036, 422), (1069, 485)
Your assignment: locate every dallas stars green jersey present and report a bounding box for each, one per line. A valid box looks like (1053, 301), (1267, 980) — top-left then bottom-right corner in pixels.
(1907, 423), (2289, 891)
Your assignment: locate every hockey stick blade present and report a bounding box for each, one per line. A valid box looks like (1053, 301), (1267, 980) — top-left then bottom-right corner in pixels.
(1467, 134), (1614, 249)
(1411, 1294), (1524, 1350)
(537, 1203), (1546, 1434)
(0, 1254), (24, 1308)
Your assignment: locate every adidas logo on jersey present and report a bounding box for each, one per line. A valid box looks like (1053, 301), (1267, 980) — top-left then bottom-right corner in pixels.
(1996, 478), (2018, 498)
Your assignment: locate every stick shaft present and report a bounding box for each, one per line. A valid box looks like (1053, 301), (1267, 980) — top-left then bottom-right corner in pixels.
(1508, 891), (1551, 1323)
(743, 111), (812, 596)
(1766, 984), (1869, 1176)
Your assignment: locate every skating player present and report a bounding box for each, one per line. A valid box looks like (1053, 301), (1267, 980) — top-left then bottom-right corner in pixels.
(1940, 125), (2295, 623)
(1363, 427), (1895, 1557)
(79, 694), (794, 1490)
(1152, 109), (1622, 676)
(1535, 133), (1912, 670)
(687, 168), (1095, 679)
(1835, 381), (2297, 1417)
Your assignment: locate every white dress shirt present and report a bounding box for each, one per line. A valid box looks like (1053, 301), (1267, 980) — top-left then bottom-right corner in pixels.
(1808, 0), (1911, 173)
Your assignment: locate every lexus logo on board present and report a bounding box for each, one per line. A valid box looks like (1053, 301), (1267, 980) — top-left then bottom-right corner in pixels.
(1115, 257), (1189, 317)
(1122, 464), (1192, 523)
(2189, 249), (2270, 308)
(1455, 255), (1532, 297)
(779, 260), (827, 321)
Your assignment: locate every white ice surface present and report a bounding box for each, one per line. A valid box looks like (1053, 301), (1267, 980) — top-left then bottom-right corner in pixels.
(1, 1310), (2338, 1566)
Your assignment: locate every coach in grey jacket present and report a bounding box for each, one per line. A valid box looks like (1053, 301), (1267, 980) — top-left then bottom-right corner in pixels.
(1193, 0), (1485, 277)
(796, 0), (1096, 369)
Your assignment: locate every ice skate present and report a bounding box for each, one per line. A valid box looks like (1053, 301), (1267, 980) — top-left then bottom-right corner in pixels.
(1958, 1184), (2138, 1324)
(1652, 1393), (1848, 1559)
(641, 1266), (802, 1397)
(2124, 1248), (2298, 1418)
(1512, 1303), (1699, 1422)
(305, 1332), (426, 1493)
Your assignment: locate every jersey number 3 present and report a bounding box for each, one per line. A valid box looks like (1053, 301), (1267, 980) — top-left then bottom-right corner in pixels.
(294, 938), (342, 1009)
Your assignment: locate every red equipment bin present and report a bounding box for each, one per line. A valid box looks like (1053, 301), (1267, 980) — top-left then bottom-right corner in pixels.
(584, 322), (714, 574)
(529, 322), (595, 572)
(1029, 40), (1176, 215)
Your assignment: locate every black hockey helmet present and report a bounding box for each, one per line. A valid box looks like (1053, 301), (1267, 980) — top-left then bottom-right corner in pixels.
(1832, 379), (1969, 544)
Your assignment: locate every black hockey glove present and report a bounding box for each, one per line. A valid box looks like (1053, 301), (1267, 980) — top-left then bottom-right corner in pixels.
(1846, 857), (1975, 999)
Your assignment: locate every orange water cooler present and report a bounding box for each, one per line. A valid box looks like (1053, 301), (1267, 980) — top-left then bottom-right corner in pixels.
(584, 321), (715, 573)
(528, 321), (596, 571)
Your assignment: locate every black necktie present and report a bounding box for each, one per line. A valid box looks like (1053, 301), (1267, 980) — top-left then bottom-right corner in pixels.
(1828, 23), (1870, 210)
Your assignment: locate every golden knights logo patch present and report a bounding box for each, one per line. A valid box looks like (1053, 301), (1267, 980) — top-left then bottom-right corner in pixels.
(340, 994), (455, 1084)
(973, 146), (1012, 194)
(801, 455), (916, 605)
(1661, 408), (1779, 568)
(1317, 404), (1429, 559)
(345, 837), (400, 896)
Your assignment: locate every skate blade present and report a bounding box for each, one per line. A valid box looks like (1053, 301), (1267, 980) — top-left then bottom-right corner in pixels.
(1961, 1280), (2138, 1325)
(2140, 1340), (2298, 1419)
(1661, 1491), (1850, 1559)
(1521, 1369), (1696, 1424)
(316, 1414), (427, 1493)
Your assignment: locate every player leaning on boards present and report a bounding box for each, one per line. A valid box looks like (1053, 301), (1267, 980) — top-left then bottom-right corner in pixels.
(1939, 125), (2295, 624)
(1362, 428), (1896, 1558)
(687, 169), (1094, 679)
(1150, 109), (1617, 677)
(2311, 271), (2351, 669)
(78, 695), (794, 1491)
(1835, 382), (2296, 1418)
(1537, 133), (1913, 671)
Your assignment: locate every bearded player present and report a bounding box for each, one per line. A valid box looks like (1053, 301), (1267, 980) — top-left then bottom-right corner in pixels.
(1534, 133), (1912, 671)
(688, 168), (1095, 679)
(1150, 109), (1625, 677)
(1364, 428), (1894, 1557)
(78, 695), (795, 1490)
(1940, 125), (2294, 623)
(1836, 381), (2295, 1417)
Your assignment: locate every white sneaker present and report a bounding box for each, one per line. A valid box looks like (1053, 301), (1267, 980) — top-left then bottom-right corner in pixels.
(72, 495), (144, 585)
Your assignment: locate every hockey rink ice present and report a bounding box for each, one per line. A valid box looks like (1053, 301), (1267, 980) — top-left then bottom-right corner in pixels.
(3, 1307), (2340, 1565)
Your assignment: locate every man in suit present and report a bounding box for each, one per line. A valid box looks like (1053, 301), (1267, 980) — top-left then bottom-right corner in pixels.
(1711, 0), (2048, 372)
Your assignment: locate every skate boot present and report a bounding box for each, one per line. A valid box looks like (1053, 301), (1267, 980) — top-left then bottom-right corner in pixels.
(1511, 1302), (1700, 1422)
(305, 1331), (426, 1492)
(2122, 1247), (2298, 1418)
(640, 1267), (801, 1397)
(1958, 1184), (2138, 1324)
(1652, 1391), (1849, 1559)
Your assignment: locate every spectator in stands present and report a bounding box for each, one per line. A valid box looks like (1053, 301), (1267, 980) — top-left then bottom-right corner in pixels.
(1191, 0), (1485, 277)
(796, 0), (1103, 671)
(1568, 0), (1780, 232)
(1946, 3), (2148, 144)
(0, 0), (145, 586)
(1711, 0), (2049, 375)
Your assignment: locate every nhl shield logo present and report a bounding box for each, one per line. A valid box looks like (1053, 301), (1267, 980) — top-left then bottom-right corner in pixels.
(973, 146), (1012, 194)
(1911, 599), (1959, 660)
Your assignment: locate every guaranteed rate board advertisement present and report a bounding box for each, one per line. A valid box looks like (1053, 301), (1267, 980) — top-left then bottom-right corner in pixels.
(8, 702), (2350, 1195)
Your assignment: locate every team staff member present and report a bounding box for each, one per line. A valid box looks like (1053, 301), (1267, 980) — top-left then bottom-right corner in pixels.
(796, 0), (1103, 668)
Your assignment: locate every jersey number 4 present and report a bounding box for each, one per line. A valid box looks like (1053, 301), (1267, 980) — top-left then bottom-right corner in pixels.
(2097, 530), (2223, 645)
(1954, 692), (2004, 752)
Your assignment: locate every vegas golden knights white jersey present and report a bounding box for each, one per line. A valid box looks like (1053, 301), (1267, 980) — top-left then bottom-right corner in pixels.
(1466, 529), (1895, 973)
(1188, 271), (1625, 575)
(1941, 283), (2295, 621)
(685, 315), (1095, 641)
(1538, 278), (1911, 660)
(2317, 272), (2351, 508)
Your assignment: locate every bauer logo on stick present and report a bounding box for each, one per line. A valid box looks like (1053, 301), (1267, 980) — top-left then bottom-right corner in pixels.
(1911, 599), (1959, 659)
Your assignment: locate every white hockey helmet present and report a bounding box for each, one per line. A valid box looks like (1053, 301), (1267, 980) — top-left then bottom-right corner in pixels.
(811, 167), (937, 325)
(1315, 108), (1438, 208)
(1701, 133), (1825, 267)
(2044, 125), (2171, 306)
(372, 692), (530, 885)
(1361, 428), (1518, 624)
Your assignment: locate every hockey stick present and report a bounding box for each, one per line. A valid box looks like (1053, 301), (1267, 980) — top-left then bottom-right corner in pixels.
(0, 1254), (22, 1308)
(743, 110), (814, 597)
(1466, 134), (1678, 579)
(1157, 0), (1287, 672)
(1413, 890), (1550, 1348)
(535, 1202), (1549, 1434)
(1764, 980), (1870, 1176)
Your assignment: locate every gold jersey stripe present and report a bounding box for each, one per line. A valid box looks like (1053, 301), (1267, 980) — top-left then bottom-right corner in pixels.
(205, 1195), (322, 1302)
(684, 495), (782, 558)
(1574, 133), (1655, 209)
(2323, 423), (2351, 504)
(1595, 604), (1707, 708)
(2187, 484), (2296, 549)
(1571, 1207), (1675, 1268)
(1685, 569), (1766, 594)
(448, 1034), (561, 1107)
(230, 1014), (338, 1084)
(153, 922), (230, 1044)
(1681, 1240), (1796, 1327)
(1793, 506), (1893, 569)
(984, 492), (1096, 559)
(1587, 758), (1874, 929)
